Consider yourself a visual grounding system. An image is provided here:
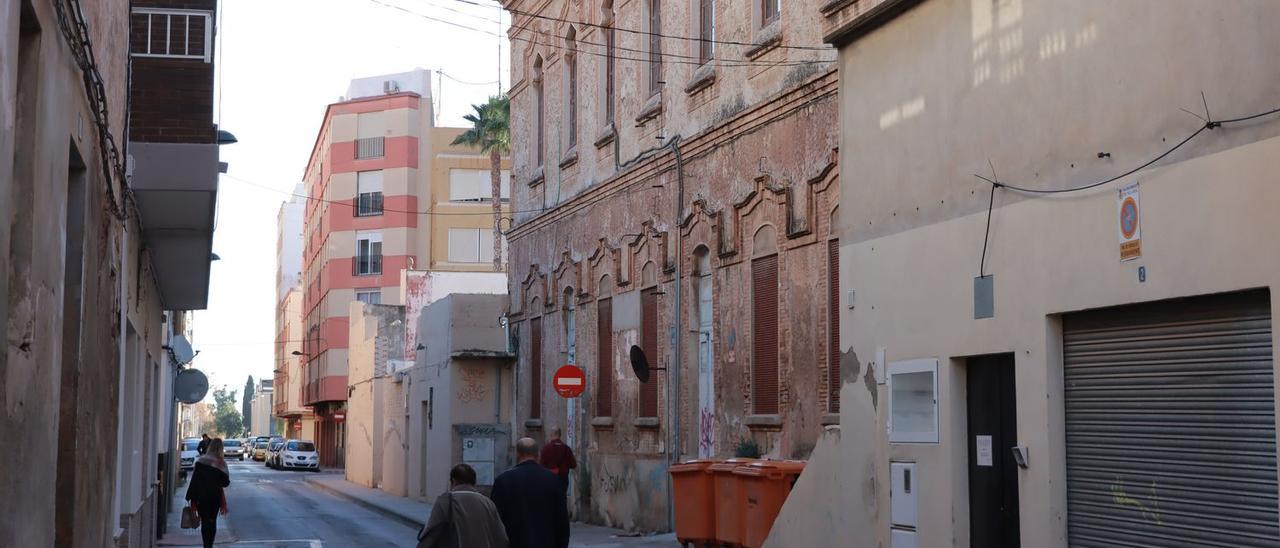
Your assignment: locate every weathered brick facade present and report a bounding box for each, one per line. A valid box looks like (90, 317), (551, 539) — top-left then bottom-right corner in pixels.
(503, 0), (840, 532)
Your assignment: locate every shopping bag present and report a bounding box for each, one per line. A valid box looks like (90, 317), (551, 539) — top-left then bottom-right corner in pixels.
(181, 506), (200, 529)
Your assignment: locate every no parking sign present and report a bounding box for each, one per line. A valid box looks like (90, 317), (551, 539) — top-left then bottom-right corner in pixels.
(1118, 182), (1141, 261)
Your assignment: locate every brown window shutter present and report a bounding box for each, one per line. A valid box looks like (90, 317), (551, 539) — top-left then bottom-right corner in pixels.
(531, 317), (542, 419)
(828, 239), (840, 413)
(641, 288), (659, 418)
(752, 254), (779, 415)
(597, 298), (613, 417)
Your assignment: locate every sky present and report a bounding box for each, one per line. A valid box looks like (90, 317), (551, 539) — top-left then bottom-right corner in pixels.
(193, 0), (510, 407)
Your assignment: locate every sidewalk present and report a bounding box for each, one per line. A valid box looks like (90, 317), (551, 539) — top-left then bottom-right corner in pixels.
(303, 475), (679, 547)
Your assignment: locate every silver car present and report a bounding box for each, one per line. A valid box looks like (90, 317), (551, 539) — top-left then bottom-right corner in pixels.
(222, 439), (246, 461)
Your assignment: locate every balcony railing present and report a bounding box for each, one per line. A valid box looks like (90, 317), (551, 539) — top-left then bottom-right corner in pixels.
(356, 137), (385, 159)
(352, 254), (383, 276)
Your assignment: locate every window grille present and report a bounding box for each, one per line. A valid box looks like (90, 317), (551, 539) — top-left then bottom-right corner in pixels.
(356, 137), (385, 159)
(130, 9), (213, 62)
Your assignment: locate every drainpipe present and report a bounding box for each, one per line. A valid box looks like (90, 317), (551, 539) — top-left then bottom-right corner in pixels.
(666, 134), (685, 532)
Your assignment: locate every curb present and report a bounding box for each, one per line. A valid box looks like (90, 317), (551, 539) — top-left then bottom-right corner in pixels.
(303, 477), (426, 530)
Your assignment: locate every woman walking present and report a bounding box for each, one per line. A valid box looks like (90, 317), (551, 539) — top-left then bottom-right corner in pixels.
(185, 437), (230, 547)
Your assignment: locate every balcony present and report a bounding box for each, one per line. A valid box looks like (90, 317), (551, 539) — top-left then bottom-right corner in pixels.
(303, 377), (348, 405)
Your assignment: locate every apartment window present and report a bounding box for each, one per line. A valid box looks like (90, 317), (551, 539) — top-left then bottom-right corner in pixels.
(356, 289), (381, 305)
(449, 169), (511, 202)
(448, 228), (502, 263)
(640, 287), (659, 418)
(751, 225), (779, 415)
(531, 316), (543, 419)
(354, 231), (383, 276)
(565, 27), (578, 148)
(130, 8), (213, 62)
(761, 0), (780, 27)
(698, 0), (715, 64)
(596, 295), (614, 417)
(648, 0), (662, 95)
(828, 238), (840, 413)
(533, 56), (545, 166)
(356, 112), (385, 159)
(603, 4), (616, 125)
(355, 171), (384, 216)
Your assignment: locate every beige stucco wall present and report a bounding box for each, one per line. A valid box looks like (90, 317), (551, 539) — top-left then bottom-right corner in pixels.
(769, 2), (1280, 547)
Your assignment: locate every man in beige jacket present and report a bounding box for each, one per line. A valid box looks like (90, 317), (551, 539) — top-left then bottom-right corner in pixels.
(417, 464), (509, 548)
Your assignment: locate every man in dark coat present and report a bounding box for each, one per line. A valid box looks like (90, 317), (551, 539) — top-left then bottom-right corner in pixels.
(197, 433), (211, 455)
(490, 437), (570, 548)
(538, 427), (577, 493)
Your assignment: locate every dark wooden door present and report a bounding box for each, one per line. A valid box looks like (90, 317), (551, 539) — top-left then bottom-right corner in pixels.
(967, 354), (1020, 548)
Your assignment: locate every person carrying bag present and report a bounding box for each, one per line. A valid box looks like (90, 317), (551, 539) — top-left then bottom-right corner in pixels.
(417, 464), (507, 548)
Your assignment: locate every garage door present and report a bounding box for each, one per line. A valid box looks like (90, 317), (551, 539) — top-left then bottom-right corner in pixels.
(1064, 289), (1277, 547)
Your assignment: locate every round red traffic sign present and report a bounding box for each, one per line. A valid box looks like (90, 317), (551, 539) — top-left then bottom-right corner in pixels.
(553, 365), (586, 398)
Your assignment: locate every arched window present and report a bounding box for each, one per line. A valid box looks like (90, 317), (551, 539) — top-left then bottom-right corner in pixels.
(565, 27), (578, 148)
(529, 297), (542, 420)
(827, 209), (840, 413)
(697, 0), (714, 64)
(563, 286), (576, 364)
(647, 0), (662, 95)
(533, 55), (545, 166)
(639, 261), (660, 418)
(751, 225), (779, 415)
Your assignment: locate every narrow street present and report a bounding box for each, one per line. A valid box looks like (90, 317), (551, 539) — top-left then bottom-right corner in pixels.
(166, 461), (418, 547)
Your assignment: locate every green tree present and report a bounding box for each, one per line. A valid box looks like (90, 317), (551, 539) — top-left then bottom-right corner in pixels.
(212, 386), (243, 438)
(452, 95), (510, 272)
(242, 375), (255, 433)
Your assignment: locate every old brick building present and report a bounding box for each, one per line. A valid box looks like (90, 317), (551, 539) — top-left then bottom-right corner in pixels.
(502, 0), (839, 531)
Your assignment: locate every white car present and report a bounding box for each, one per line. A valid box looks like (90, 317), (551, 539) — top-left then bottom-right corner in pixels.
(276, 439), (320, 471)
(179, 439), (200, 474)
(222, 439), (246, 461)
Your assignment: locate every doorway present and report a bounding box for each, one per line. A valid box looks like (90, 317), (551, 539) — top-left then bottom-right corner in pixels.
(966, 354), (1019, 548)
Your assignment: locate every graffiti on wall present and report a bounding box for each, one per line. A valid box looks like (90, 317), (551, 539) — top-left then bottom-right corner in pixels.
(456, 366), (490, 403)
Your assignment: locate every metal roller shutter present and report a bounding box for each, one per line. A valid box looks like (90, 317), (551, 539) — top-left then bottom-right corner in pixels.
(1063, 289), (1276, 547)
(597, 298), (614, 417)
(531, 317), (542, 419)
(828, 239), (840, 413)
(641, 289), (659, 418)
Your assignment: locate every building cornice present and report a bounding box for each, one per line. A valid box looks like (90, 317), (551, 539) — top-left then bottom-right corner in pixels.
(822, 0), (924, 47)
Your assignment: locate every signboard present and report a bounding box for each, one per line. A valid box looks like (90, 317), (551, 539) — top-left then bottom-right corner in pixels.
(332, 413), (345, 421)
(1118, 183), (1141, 261)
(553, 365), (586, 398)
(976, 435), (993, 467)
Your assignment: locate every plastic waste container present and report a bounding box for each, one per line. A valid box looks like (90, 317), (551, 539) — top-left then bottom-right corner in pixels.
(734, 460), (806, 548)
(710, 458), (757, 547)
(669, 459), (717, 546)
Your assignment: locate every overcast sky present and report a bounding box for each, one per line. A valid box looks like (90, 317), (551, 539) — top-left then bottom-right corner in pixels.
(194, 0), (509, 407)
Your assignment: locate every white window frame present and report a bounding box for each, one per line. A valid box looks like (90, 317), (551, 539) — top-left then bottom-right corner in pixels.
(131, 8), (214, 62)
(447, 228), (482, 263)
(449, 169), (512, 202)
(887, 358), (939, 444)
(356, 171), (384, 216)
(355, 289), (382, 305)
(355, 231), (383, 276)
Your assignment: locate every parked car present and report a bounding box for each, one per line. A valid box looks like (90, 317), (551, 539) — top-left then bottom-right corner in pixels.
(223, 439), (245, 461)
(179, 439), (200, 475)
(251, 440), (270, 461)
(276, 440), (320, 471)
(265, 439), (285, 468)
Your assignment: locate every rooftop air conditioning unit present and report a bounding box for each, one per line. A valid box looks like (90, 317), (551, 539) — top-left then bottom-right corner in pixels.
(384, 80), (400, 94)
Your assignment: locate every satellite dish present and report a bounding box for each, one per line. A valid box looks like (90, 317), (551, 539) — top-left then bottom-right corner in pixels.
(168, 334), (195, 365)
(630, 345), (650, 383)
(174, 368), (209, 404)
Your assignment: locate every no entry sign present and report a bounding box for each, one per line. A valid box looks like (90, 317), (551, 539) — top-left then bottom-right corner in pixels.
(553, 365), (586, 398)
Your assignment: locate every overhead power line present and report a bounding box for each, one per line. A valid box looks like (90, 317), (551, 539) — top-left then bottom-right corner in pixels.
(439, 70), (500, 86)
(368, 0), (833, 68)
(223, 173), (550, 217)
(457, 0), (835, 53)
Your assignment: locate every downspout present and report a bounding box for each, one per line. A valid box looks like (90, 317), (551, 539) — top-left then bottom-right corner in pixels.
(666, 134), (685, 532)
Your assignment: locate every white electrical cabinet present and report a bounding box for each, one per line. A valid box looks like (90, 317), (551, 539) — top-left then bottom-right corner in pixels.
(890, 462), (918, 527)
(890, 461), (919, 548)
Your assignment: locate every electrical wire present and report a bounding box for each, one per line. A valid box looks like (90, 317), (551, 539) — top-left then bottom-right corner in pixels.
(222, 173), (549, 217)
(459, 0), (835, 53)
(439, 70), (500, 86)
(367, 0), (834, 69)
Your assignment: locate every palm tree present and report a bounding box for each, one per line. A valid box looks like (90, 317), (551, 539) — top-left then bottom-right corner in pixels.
(452, 95), (510, 272)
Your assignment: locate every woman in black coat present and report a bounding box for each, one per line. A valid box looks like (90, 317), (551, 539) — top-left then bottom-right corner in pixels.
(185, 437), (230, 547)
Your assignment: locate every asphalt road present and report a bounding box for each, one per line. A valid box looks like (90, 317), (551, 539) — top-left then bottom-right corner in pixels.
(212, 459), (419, 547)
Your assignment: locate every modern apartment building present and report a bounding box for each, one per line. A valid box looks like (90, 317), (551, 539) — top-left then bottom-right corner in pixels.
(250, 379), (275, 436)
(274, 185), (316, 440)
(502, 0), (839, 531)
(300, 69), (511, 467)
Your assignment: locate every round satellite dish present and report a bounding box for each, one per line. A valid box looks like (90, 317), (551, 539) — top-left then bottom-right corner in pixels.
(174, 368), (209, 404)
(169, 334), (195, 365)
(630, 345), (650, 383)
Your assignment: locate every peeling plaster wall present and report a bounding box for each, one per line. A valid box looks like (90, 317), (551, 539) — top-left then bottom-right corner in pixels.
(346, 302), (405, 489)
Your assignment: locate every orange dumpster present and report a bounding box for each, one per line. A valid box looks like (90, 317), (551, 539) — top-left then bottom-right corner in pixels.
(669, 459), (717, 546)
(734, 460), (806, 548)
(710, 458), (757, 547)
